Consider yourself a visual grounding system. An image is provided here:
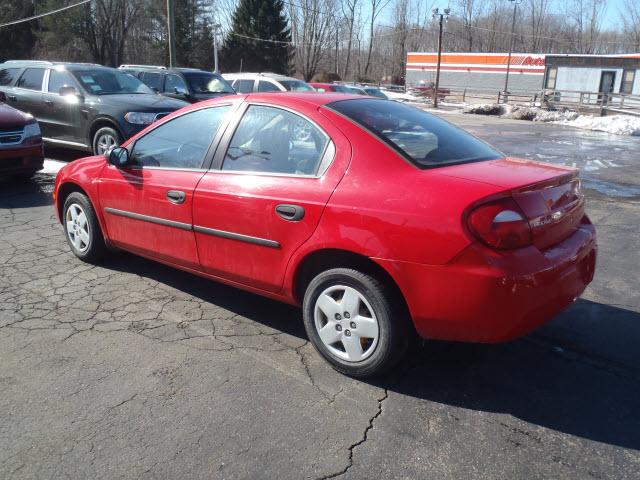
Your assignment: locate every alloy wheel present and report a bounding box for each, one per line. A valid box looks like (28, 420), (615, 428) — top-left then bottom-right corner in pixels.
(65, 203), (90, 253)
(96, 133), (117, 155)
(313, 285), (380, 362)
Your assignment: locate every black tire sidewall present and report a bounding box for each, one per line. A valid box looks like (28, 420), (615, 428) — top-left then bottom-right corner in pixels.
(303, 268), (402, 378)
(92, 127), (122, 155)
(62, 192), (105, 262)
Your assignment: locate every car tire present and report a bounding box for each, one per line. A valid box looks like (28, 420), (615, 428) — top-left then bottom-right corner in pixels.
(63, 192), (107, 263)
(302, 268), (409, 378)
(92, 126), (122, 156)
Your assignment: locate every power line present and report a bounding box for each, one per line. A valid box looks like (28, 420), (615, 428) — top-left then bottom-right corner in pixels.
(0, 0), (92, 29)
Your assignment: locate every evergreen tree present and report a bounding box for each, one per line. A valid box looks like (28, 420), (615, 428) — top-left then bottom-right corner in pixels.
(221, 0), (292, 74)
(0, 1), (38, 62)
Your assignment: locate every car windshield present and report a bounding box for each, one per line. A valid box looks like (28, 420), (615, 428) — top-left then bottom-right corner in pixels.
(279, 80), (314, 92)
(346, 86), (367, 95)
(329, 99), (502, 168)
(184, 72), (235, 94)
(72, 69), (154, 95)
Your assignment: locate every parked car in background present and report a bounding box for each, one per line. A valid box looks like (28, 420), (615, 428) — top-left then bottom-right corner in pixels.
(119, 65), (235, 103)
(53, 93), (596, 378)
(362, 87), (388, 99)
(309, 83), (352, 93)
(0, 61), (188, 155)
(0, 91), (43, 178)
(222, 73), (314, 93)
(343, 85), (368, 96)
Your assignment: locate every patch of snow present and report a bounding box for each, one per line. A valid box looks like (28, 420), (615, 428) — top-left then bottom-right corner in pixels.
(41, 160), (67, 175)
(557, 114), (640, 136)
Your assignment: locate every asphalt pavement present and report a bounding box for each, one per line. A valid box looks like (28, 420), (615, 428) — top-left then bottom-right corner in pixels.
(1, 114), (638, 479)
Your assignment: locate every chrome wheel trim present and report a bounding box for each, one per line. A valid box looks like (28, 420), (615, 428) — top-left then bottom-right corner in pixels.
(96, 132), (117, 155)
(313, 285), (380, 362)
(65, 203), (90, 253)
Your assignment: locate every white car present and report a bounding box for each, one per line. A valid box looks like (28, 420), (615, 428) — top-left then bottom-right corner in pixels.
(222, 73), (314, 94)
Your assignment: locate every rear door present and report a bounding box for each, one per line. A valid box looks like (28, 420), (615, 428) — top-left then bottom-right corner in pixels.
(192, 102), (351, 292)
(98, 103), (234, 269)
(11, 68), (46, 117)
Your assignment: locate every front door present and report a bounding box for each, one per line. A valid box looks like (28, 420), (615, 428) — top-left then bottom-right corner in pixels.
(193, 103), (351, 293)
(41, 68), (82, 143)
(599, 71), (616, 104)
(98, 104), (233, 269)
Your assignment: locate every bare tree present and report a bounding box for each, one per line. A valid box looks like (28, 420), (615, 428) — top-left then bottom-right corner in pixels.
(291, 0), (337, 80)
(621, 0), (640, 50)
(364, 0), (391, 75)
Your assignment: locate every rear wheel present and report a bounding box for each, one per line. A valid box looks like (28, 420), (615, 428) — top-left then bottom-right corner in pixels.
(63, 192), (107, 263)
(93, 127), (122, 155)
(303, 268), (408, 378)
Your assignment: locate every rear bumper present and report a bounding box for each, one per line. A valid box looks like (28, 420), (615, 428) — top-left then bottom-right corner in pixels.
(0, 144), (44, 175)
(377, 223), (597, 343)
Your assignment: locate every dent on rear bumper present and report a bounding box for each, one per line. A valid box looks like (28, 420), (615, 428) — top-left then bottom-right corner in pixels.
(376, 224), (597, 343)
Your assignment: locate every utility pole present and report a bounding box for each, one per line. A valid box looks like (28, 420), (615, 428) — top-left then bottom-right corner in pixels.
(213, 23), (221, 72)
(167, 0), (176, 68)
(432, 8), (450, 108)
(503, 0), (521, 101)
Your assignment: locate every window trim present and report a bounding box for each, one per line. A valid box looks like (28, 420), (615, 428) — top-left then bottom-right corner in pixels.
(15, 67), (46, 92)
(545, 66), (557, 90)
(163, 73), (188, 94)
(620, 69), (635, 95)
(209, 101), (334, 178)
(124, 102), (238, 172)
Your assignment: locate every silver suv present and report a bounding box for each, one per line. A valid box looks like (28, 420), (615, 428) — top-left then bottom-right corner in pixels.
(222, 73), (314, 94)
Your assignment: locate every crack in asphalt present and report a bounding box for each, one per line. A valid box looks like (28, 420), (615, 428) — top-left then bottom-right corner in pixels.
(318, 389), (389, 480)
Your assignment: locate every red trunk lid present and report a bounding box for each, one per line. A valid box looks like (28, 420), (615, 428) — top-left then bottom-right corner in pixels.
(437, 158), (585, 250)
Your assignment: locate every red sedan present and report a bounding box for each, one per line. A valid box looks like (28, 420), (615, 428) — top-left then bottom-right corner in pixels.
(53, 93), (596, 377)
(0, 92), (44, 178)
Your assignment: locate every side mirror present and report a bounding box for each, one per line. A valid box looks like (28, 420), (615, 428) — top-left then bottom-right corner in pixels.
(0, 91), (6, 103)
(174, 86), (187, 96)
(106, 147), (130, 167)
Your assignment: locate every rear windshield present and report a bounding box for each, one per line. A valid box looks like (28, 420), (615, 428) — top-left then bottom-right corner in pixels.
(329, 99), (502, 168)
(279, 80), (314, 92)
(183, 72), (235, 94)
(72, 69), (154, 95)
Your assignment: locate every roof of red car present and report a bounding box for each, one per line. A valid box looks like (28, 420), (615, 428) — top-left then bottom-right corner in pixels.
(191, 92), (366, 111)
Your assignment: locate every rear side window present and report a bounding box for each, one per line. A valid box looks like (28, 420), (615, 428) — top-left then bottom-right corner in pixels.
(222, 105), (329, 175)
(233, 79), (254, 93)
(17, 68), (45, 91)
(329, 99), (501, 168)
(0, 68), (20, 86)
(131, 106), (231, 169)
(257, 80), (280, 92)
(140, 72), (163, 91)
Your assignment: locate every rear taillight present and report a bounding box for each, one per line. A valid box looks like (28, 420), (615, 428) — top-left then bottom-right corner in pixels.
(467, 198), (532, 249)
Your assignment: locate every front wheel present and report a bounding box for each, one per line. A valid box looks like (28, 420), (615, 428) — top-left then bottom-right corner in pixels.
(92, 127), (122, 155)
(63, 192), (107, 263)
(302, 268), (409, 378)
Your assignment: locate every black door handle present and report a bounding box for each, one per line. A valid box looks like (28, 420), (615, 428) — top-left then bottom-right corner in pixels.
(166, 190), (186, 204)
(275, 204), (305, 221)
(8, 95), (16, 101)
(45, 99), (54, 106)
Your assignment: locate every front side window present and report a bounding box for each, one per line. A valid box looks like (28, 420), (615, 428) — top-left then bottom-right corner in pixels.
(329, 99), (501, 169)
(0, 68), (20, 86)
(233, 79), (254, 93)
(278, 80), (314, 92)
(140, 72), (163, 91)
(258, 80), (280, 92)
(184, 72), (234, 94)
(17, 68), (45, 91)
(164, 74), (188, 94)
(621, 69), (635, 94)
(73, 69), (153, 95)
(48, 69), (76, 93)
(222, 105), (329, 175)
(131, 106), (231, 169)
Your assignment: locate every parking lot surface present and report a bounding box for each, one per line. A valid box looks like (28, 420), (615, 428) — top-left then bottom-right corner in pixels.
(1, 115), (639, 479)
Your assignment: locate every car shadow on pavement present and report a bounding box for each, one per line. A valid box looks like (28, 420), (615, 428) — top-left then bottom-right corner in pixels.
(0, 173), (56, 209)
(101, 253), (640, 451)
(382, 299), (640, 452)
